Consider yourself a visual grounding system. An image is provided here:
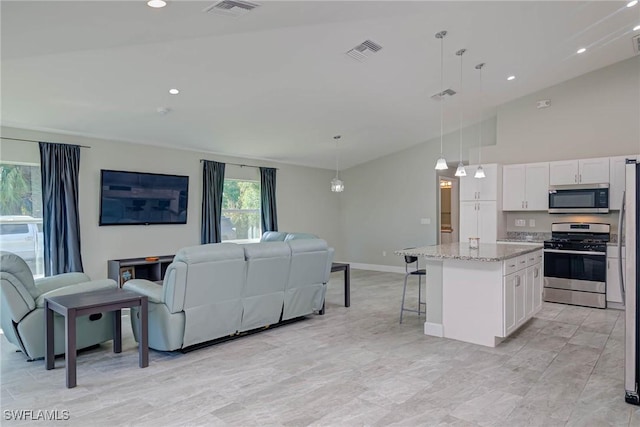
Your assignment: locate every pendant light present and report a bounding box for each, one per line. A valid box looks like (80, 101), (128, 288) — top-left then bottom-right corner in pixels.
(474, 62), (486, 179)
(454, 48), (467, 177)
(434, 30), (448, 170)
(330, 135), (344, 192)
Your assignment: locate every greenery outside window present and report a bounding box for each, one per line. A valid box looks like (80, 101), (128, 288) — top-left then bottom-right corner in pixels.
(222, 179), (261, 242)
(0, 163), (44, 277)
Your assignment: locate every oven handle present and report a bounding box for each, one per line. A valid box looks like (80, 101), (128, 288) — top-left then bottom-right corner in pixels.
(543, 249), (606, 256)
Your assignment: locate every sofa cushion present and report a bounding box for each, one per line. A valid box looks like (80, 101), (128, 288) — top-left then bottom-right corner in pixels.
(284, 233), (318, 241)
(260, 231), (287, 242)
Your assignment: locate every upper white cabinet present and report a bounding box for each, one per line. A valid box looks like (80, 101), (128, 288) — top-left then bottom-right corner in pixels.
(502, 162), (549, 211)
(610, 155), (639, 211)
(460, 164), (500, 201)
(549, 157), (609, 185)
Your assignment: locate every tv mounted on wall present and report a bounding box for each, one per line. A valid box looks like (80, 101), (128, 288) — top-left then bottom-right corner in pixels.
(99, 170), (189, 226)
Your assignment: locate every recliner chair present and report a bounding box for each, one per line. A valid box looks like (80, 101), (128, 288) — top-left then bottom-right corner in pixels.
(0, 251), (118, 360)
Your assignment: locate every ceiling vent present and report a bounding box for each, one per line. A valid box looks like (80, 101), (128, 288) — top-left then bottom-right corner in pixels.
(346, 40), (383, 62)
(633, 34), (640, 55)
(203, 0), (260, 17)
(431, 88), (457, 100)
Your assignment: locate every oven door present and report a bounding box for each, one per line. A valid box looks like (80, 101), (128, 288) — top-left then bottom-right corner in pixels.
(543, 249), (607, 293)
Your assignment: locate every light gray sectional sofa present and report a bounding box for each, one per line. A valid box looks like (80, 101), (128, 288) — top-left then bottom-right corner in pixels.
(123, 235), (334, 351)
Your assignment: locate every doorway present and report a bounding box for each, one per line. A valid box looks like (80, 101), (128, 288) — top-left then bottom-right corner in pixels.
(439, 176), (459, 244)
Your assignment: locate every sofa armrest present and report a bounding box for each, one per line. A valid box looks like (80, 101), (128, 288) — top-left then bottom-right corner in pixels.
(35, 272), (92, 295)
(35, 279), (118, 308)
(123, 279), (164, 304)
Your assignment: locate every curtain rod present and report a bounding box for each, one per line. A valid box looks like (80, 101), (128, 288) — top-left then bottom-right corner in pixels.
(199, 159), (278, 170)
(1, 137), (91, 149)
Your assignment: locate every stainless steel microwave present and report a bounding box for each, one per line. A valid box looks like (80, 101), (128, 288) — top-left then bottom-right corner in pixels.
(548, 183), (609, 214)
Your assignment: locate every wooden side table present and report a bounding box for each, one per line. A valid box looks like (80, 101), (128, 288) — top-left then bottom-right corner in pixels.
(320, 262), (351, 315)
(45, 288), (148, 388)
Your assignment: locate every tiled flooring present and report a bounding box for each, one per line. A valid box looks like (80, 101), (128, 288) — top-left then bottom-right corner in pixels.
(1, 269), (639, 426)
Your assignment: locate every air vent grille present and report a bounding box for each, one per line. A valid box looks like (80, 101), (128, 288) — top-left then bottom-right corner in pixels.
(203, 0), (260, 17)
(633, 34), (640, 55)
(431, 88), (457, 100)
(346, 39), (383, 62)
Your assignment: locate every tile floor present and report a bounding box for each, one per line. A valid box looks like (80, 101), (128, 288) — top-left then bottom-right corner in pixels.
(1, 269), (639, 426)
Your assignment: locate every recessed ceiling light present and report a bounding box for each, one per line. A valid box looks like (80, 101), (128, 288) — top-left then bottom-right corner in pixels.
(577, 48), (587, 54)
(507, 75), (516, 81)
(634, 25), (640, 31)
(147, 0), (167, 8)
(169, 88), (180, 95)
(627, 0), (638, 7)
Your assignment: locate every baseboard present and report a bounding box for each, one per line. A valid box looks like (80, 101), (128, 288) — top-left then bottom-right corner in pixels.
(607, 302), (625, 310)
(424, 322), (444, 337)
(346, 263), (404, 274)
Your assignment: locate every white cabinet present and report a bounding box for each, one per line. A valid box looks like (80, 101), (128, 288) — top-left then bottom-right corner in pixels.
(460, 164), (499, 201)
(502, 250), (543, 337)
(502, 162), (549, 211)
(549, 157), (609, 185)
(460, 164), (502, 244)
(503, 272), (517, 336)
(610, 155), (639, 211)
(459, 200), (498, 243)
(607, 246), (625, 305)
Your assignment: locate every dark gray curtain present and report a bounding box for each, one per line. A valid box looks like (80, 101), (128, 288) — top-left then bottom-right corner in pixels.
(201, 160), (226, 244)
(259, 167), (278, 232)
(39, 142), (84, 275)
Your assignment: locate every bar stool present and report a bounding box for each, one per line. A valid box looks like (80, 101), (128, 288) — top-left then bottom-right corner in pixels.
(400, 254), (426, 324)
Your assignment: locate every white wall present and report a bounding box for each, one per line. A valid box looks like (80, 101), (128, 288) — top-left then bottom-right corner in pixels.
(340, 57), (639, 268)
(340, 118), (496, 268)
(484, 56), (640, 165)
(0, 127), (341, 279)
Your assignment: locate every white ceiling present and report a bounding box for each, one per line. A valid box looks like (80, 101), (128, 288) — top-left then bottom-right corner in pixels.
(1, 1), (639, 169)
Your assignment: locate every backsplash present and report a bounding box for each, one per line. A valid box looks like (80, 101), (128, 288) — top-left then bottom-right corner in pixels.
(505, 231), (551, 242)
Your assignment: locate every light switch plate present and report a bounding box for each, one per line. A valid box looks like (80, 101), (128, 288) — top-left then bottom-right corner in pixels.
(529, 219), (536, 227)
(515, 219), (526, 227)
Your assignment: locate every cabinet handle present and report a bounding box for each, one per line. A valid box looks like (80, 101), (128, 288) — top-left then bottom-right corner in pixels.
(521, 201), (524, 208)
(579, 174), (582, 183)
(516, 276), (521, 287)
(534, 267), (539, 278)
(608, 260), (610, 269)
(525, 201), (528, 208)
(509, 264), (516, 268)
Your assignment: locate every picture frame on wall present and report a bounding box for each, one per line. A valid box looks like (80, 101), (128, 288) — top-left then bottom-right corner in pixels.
(119, 267), (135, 286)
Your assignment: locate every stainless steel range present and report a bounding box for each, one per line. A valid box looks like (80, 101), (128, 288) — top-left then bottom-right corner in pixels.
(543, 222), (610, 308)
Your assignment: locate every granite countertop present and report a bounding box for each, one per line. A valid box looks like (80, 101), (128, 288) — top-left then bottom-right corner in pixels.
(395, 242), (542, 262)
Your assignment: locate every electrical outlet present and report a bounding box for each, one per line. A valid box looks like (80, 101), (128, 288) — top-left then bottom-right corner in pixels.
(515, 219), (526, 227)
(382, 251), (387, 257)
(529, 219), (536, 227)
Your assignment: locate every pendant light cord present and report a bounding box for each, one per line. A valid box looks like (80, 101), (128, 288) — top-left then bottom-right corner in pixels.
(334, 135), (341, 179)
(439, 35), (444, 156)
(475, 63), (485, 165)
(458, 50), (464, 160)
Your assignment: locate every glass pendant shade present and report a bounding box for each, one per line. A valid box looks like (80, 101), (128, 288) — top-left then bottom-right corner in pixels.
(455, 162), (467, 177)
(474, 165), (486, 179)
(435, 156), (448, 170)
(331, 177), (344, 192)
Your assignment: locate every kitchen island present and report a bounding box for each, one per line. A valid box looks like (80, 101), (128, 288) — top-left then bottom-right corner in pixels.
(396, 242), (543, 347)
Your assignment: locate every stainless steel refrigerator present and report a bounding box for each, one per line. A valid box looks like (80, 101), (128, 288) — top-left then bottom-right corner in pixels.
(624, 158), (639, 405)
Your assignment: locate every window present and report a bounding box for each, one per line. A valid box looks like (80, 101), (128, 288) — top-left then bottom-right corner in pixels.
(0, 163), (44, 277)
(221, 179), (261, 242)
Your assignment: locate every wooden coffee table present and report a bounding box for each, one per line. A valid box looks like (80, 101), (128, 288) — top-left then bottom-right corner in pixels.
(45, 288), (148, 388)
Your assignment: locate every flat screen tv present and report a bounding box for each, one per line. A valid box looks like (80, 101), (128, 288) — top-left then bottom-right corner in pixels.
(99, 170), (189, 226)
